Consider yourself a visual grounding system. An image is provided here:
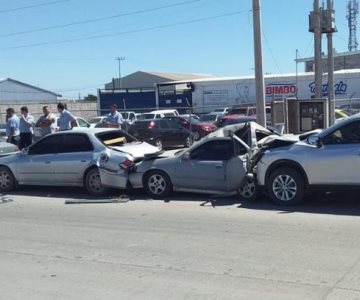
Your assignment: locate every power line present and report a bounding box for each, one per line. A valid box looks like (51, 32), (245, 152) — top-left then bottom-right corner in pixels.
(0, 0), (70, 14)
(0, 0), (201, 38)
(0, 11), (246, 50)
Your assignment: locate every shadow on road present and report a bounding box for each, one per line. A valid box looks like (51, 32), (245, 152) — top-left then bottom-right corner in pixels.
(4, 186), (360, 216)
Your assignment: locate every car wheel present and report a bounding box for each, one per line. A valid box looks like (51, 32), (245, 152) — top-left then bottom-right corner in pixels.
(237, 176), (258, 201)
(84, 168), (109, 196)
(0, 166), (15, 192)
(267, 167), (305, 205)
(155, 138), (163, 151)
(144, 170), (172, 198)
(193, 131), (201, 141)
(184, 136), (192, 148)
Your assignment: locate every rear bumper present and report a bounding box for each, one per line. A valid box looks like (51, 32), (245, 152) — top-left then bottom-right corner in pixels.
(99, 168), (129, 189)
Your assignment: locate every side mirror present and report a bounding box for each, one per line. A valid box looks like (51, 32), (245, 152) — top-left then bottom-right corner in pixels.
(183, 152), (190, 160)
(21, 148), (28, 155)
(307, 135), (322, 148)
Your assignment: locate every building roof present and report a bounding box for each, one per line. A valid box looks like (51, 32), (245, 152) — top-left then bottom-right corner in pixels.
(156, 69), (360, 85)
(296, 50), (360, 63)
(0, 78), (61, 97)
(105, 71), (214, 89)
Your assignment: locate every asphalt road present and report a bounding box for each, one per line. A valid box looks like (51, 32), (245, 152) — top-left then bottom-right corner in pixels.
(1, 187), (360, 300)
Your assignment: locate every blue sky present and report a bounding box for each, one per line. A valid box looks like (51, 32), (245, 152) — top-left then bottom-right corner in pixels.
(0, 0), (352, 99)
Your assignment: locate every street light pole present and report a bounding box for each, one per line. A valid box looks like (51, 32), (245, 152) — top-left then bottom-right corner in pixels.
(116, 57), (125, 89)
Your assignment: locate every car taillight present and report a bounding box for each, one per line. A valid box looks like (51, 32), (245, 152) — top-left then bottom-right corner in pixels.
(120, 159), (135, 170)
(148, 121), (157, 129)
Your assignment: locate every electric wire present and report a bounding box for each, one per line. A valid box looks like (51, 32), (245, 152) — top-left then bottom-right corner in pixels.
(0, 11), (247, 50)
(0, 0), (70, 14)
(0, 0), (201, 38)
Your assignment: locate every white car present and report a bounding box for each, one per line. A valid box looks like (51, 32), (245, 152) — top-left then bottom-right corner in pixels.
(88, 116), (107, 128)
(33, 116), (91, 141)
(254, 114), (360, 205)
(137, 109), (179, 120)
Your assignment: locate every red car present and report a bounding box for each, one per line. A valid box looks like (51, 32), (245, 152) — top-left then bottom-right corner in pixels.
(176, 115), (217, 140)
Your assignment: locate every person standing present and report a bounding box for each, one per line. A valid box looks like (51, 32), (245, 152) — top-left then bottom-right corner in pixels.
(6, 108), (20, 146)
(35, 105), (56, 137)
(19, 106), (35, 149)
(104, 104), (123, 129)
(57, 103), (75, 131)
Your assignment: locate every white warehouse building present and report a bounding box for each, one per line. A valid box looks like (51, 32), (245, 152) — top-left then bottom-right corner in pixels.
(0, 78), (60, 103)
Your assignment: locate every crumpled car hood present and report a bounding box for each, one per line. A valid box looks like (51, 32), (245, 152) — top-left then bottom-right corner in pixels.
(111, 142), (160, 160)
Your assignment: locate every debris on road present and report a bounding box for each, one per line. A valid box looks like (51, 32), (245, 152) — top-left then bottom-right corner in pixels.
(65, 194), (130, 205)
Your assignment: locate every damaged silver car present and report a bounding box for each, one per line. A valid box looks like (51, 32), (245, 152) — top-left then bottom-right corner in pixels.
(100, 121), (276, 199)
(0, 128), (160, 196)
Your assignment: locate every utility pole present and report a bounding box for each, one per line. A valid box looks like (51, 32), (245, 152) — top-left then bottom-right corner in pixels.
(252, 0), (266, 127)
(313, 0), (323, 99)
(116, 57), (125, 89)
(295, 49), (299, 98)
(326, 0), (336, 125)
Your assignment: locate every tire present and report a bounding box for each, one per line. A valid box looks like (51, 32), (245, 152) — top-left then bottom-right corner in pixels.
(0, 166), (15, 192)
(155, 138), (163, 151)
(193, 131), (201, 141)
(237, 176), (258, 201)
(84, 168), (109, 196)
(144, 170), (172, 198)
(184, 136), (192, 148)
(267, 167), (305, 205)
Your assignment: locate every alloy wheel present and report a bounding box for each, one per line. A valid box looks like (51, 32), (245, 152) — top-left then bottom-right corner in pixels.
(272, 174), (297, 201)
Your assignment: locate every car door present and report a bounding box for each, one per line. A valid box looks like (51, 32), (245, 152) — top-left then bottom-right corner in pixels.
(158, 119), (173, 146)
(175, 139), (235, 192)
(306, 120), (360, 184)
(51, 133), (94, 184)
(167, 119), (186, 146)
(15, 134), (60, 184)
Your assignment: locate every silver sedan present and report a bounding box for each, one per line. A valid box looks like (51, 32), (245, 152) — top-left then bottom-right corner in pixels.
(100, 122), (276, 199)
(0, 128), (159, 195)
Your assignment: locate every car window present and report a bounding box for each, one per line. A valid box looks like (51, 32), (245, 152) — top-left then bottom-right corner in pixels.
(60, 134), (93, 152)
(190, 140), (234, 160)
(255, 130), (271, 141)
(323, 121), (360, 145)
(77, 118), (89, 127)
(28, 134), (62, 155)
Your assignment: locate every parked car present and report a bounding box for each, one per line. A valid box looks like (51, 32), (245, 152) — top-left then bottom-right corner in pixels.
(100, 122), (277, 200)
(0, 141), (19, 156)
(137, 109), (179, 120)
(179, 114), (200, 121)
(176, 116), (217, 140)
(211, 107), (231, 114)
(128, 118), (192, 150)
(199, 113), (223, 125)
(226, 105), (271, 124)
(217, 116), (256, 128)
(0, 128), (160, 195)
(88, 116), (107, 128)
(253, 114), (360, 205)
(33, 116), (91, 141)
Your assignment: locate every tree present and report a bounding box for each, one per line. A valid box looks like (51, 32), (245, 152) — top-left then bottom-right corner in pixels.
(83, 94), (97, 101)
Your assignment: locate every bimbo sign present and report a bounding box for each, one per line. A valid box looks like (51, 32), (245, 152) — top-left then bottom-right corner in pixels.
(266, 83), (297, 97)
